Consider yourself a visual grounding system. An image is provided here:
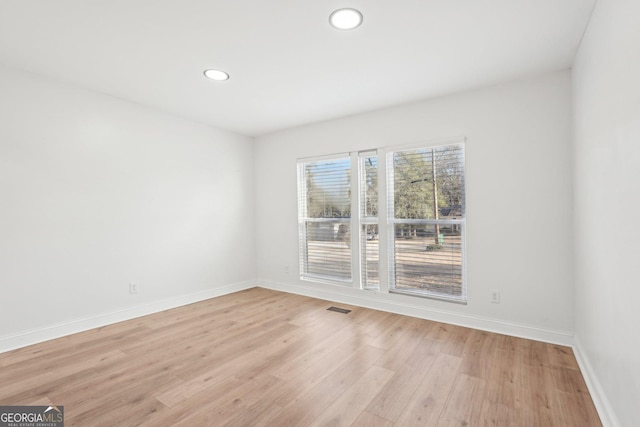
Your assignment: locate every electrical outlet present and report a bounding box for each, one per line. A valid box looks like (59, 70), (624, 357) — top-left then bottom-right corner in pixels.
(129, 283), (138, 295)
(491, 290), (500, 304)
(284, 264), (290, 275)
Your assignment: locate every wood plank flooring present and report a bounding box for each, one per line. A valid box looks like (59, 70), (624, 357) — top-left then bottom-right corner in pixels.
(0, 288), (602, 426)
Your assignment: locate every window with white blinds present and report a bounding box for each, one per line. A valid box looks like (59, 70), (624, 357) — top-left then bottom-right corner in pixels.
(297, 139), (466, 302)
(297, 156), (352, 282)
(388, 144), (466, 301)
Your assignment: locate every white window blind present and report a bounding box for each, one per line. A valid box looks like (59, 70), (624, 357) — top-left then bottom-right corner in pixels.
(297, 156), (352, 282)
(297, 140), (466, 303)
(387, 144), (466, 301)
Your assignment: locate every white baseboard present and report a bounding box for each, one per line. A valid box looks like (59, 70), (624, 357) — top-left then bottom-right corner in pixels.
(0, 279), (573, 354)
(0, 280), (256, 354)
(257, 279), (574, 346)
(573, 336), (621, 427)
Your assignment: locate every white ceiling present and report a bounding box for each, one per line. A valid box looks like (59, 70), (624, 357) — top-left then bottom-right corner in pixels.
(0, 0), (595, 137)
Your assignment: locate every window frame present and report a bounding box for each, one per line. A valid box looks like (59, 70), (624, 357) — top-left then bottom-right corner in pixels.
(296, 137), (467, 303)
(297, 152), (354, 285)
(386, 141), (467, 303)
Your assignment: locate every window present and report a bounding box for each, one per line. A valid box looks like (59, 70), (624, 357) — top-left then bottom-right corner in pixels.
(387, 144), (465, 301)
(297, 139), (466, 302)
(297, 155), (352, 282)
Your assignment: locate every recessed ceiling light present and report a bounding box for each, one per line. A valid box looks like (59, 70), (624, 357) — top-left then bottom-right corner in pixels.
(203, 69), (229, 81)
(329, 8), (363, 30)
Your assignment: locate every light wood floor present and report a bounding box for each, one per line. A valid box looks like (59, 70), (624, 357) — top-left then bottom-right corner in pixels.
(0, 288), (601, 426)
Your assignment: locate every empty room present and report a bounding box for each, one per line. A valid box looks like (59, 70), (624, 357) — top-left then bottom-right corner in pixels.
(0, 1), (638, 426)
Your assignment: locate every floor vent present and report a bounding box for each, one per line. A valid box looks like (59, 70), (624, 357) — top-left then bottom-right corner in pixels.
(327, 306), (351, 314)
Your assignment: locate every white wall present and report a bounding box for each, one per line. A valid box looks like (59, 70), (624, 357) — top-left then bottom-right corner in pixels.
(0, 64), (255, 349)
(572, 0), (640, 425)
(255, 71), (574, 343)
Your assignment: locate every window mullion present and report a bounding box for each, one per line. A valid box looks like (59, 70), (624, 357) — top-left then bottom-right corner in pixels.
(350, 152), (362, 288)
(377, 148), (390, 294)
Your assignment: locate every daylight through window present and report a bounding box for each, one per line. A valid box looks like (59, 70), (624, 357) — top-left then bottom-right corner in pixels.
(297, 140), (466, 302)
(297, 156), (352, 282)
